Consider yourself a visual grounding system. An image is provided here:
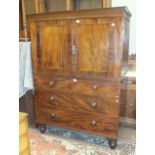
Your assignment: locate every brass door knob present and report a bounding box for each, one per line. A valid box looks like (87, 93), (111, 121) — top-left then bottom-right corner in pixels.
(49, 80), (56, 87)
(50, 113), (56, 118)
(91, 102), (97, 108)
(91, 120), (96, 126)
(92, 84), (97, 91)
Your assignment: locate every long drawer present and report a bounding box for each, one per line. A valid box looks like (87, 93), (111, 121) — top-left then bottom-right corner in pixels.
(35, 91), (120, 117)
(35, 76), (120, 99)
(35, 105), (119, 139)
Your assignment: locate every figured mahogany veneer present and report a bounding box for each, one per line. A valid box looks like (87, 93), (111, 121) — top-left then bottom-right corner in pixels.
(35, 75), (120, 99)
(35, 90), (119, 116)
(35, 105), (119, 139)
(28, 7), (131, 148)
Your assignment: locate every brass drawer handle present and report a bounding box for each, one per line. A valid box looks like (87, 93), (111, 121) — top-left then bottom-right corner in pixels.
(92, 84), (97, 91)
(91, 120), (96, 126)
(91, 102), (97, 108)
(50, 113), (56, 118)
(49, 80), (56, 87)
(50, 96), (55, 101)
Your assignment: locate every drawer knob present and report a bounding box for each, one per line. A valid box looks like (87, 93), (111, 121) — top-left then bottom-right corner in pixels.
(49, 80), (56, 87)
(50, 113), (56, 118)
(50, 96), (55, 101)
(91, 102), (97, 108)
(92, 84), (97, 91)
(91, 120), (96, 126)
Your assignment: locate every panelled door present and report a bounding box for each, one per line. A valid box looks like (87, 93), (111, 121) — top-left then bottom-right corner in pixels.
(34, 20), (72, 74)
(70, 18), (120, 79)
(30, 18), (120, 79)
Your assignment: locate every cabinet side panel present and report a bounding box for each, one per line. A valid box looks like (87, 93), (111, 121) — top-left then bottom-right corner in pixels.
(122, 18), (130, 63)
(29, 22), (37, 71)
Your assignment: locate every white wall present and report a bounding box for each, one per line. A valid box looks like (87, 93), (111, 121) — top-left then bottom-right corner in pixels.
(112, 0), (136, 54)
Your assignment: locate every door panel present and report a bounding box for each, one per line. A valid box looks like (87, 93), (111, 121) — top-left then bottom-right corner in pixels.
(71, 18), (119, 78)
(36, 20), (71, 73)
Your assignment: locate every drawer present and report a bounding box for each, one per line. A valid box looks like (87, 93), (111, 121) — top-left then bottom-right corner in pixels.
(120, 103), (136, 118)
(35, 91), (120, 117)
(35, 76), (72, 92)
(35, 106), (119, 139)
(120, 84), (136, 118)
(70, 79), (119, 98)
(35, 76), (120, 99)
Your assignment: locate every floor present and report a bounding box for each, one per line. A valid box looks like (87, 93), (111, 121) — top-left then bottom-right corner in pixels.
(28, 125), (136, 155)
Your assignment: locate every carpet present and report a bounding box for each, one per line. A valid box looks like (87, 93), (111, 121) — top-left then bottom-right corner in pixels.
(29, 126), (136, 155)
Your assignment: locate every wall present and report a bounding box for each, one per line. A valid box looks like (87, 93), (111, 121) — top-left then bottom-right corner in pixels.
(47, 0), (66, 12)
(25, 0), (35, 14)
(112, 0), (136, 54)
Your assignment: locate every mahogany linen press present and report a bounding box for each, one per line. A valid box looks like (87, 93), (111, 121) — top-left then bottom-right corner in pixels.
(27, 7), (131, 149)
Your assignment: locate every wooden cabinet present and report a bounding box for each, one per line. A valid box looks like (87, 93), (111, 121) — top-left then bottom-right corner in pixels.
(28, 7), (131, 149)
(120, 56), (136, 126)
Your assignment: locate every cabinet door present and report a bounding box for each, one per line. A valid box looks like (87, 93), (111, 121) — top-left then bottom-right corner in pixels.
(71, 18), (120, 79)
(34, 20), (71, 73)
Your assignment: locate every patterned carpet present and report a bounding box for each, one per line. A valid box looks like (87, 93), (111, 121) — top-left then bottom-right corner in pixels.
(29, 126), (136, 155)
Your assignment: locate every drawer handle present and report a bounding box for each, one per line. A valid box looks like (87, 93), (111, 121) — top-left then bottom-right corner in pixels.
(50, 113), (56, 118)
(91, 102), (97, 108)
(50, 96), (55, 101)
(92, 84), (97, 91)
(91, 120), (96, 126)
(49, 80), (56, 87)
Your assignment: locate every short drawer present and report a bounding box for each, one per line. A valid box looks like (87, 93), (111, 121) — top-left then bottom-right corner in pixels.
(70, 78), (119, 99)
(35, 91), (120, 117)
(35, 76), (71, 92)
(35, 106), (119, 139)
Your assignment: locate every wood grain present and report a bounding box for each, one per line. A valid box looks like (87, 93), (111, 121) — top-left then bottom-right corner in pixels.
(35, 75), (120, 99)
(27, 8), (131, 143)
(35, 91), (120, 117)
(35, 106), (119, 139)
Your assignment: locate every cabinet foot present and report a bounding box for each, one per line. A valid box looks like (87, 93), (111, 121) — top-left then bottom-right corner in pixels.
(108, 139), (117, 149)
(37, 125), (46, 133)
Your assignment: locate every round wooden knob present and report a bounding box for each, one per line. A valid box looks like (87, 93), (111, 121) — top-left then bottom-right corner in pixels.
(50, 113), (56, 118)
(91, 120), (96, 126)
(50, 96), (55, 101)
(49, 80), (55, 87)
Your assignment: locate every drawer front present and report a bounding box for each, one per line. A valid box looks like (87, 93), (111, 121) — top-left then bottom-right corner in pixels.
(35, 76), (120, 99)
(120, 83), (136, 118)
(35, 105), (119, 139)
(35, 91), (120, 117)
(35, 76), (71, 92)
(71, 79), (119, 98)
(120, 103), (136, 118)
